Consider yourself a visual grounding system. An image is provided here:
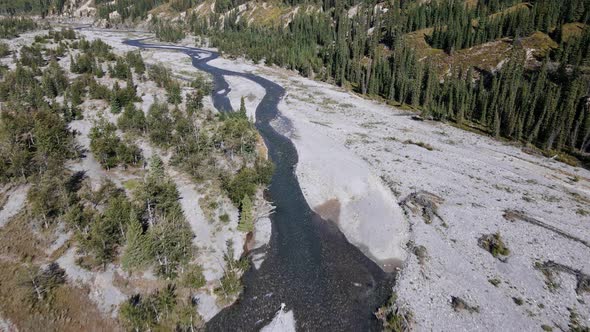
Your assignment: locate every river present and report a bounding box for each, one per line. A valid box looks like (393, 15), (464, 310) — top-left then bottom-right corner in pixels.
(124, 39), (394, 331)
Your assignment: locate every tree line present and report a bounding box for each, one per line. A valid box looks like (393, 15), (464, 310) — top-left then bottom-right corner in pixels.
(429, 0), (590, 53)
(0, 16), (37, 38)
(186, 0), (590, 162)
(0, 0), (65, 16)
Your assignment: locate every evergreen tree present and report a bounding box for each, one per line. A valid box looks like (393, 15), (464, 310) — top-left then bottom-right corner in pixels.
(239, 96), (247, 114)
(237, 194), (253, 232)
(166, 82), (182, 105)
(111, 82), (122, 114)
(69, 54), (78, 73)
(121, 211), (152, 272)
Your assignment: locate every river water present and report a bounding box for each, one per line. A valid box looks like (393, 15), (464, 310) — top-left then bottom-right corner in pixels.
(124, 39), (394, 331)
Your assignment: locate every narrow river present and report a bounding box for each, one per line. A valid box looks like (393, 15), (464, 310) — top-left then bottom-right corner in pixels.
(124, 39), (394, 331)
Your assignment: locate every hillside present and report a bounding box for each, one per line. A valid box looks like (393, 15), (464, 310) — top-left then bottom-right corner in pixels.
(0, 25), (276, 330)
(44, 0), (589, 165)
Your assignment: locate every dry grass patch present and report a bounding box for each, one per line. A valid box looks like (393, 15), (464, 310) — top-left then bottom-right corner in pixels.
(403, 139), (434, 151)
(451, 296), (479, 313)
(403, 28), (443, 58)
(520, 32), (558, 59)
(488, 2), (531, 20)
(0, 261), (120, 332)
(0, 213), (46, 262)
(561, 23), (587, 42)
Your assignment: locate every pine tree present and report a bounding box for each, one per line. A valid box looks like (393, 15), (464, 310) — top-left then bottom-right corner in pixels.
(94, 59), (104, 78)
(111, 82), (121, 114)
(182, 0), (590, 155)
(121, 211), (151, 272)
(69, 54), (78, 73)
(237, 195), (253, 232)
(110, 94), (121, 114)
(149, 155), (165, 178)
(166, 82), (182, 105)
(239, 96), (247, 114)
(493, 110), (501, 138)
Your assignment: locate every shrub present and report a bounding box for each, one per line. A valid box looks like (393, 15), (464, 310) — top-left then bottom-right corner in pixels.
(70, 53), (95, 74)
(216, 111), (257, 155)
(223, 167), (259, 204)
(404, 139), (434, 151)
(214, 240), (248, 302)
(0, 17), (37, 39)
(41, 60), (68, 98)
(0, 42), (10, 57)
(153, 21), (186, 43)
(119, 284), (201, 331)
(88, 78), (111, 100)
(166, 81), (182, 105)
(119, 285), (176, 331)
(89, 117), (143, 169)
(148, 63), (172, 88)
(126, 51), (145, 75)
(23, 262), (66, 304)
(19, 45), (45, 69)
(219, 213), (230, 223)
(0, 108), (75, 183)
(84, 193), (134, 265)
(186, 90), (204, 114)
(27, 170), (72, 227)
(451, 296), (479, 313)
(89, 118), (120, 169)
(180, 264), (206, 289)
(146, 101), (173, 146)
(375, 293), (413, 331)
(110, 81), (139, 112)
(478, 232), (510, 258)
(118, 103), (146, 133)
(223, 161), (274, 205)
(109, 57), (131, 80)
(488, 278), (501, 287)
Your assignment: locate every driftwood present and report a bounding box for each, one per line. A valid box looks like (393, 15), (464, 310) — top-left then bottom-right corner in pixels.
(503, 209), (590, 249)
(401, 191), (444, 224)
(254, 197), (275, 223)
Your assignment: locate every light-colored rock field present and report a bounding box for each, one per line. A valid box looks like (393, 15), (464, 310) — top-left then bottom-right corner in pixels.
(207, 52), (590, 329)
(225, 75), (265, 120)
(257, 67), (590, 330)
(261, 303), (297, 332)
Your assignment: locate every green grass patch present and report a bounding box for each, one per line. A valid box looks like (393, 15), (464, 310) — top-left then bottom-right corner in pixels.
(123, 179), (141, 192)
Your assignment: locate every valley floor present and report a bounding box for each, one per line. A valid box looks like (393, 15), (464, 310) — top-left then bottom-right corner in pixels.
(204, 46), (590, 330)
(2, 27), (589, 330)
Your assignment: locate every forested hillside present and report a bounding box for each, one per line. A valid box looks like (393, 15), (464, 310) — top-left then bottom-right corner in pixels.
(208, 0), (590, 160)
(85, 0), (590, 164)
(0, 0), (67, 16)
(4, 0), (589, 160)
